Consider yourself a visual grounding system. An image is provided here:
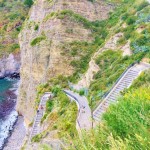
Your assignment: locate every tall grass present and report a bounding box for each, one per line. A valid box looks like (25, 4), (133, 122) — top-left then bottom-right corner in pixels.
(68, 86), (150, 150)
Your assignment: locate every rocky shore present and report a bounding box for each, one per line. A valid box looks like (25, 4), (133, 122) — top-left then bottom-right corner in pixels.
(3, 116), (26, 150)
(0, 79), (22, 150)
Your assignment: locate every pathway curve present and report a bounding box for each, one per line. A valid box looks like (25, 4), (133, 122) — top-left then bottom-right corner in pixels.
(28, 92), (52, 144)
(64, 90), (92, 130)
(93, 62), (150, 122)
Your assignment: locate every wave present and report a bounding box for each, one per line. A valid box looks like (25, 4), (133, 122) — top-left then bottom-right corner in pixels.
(0, 110), (18, 149)
(0, 79), (19, 149)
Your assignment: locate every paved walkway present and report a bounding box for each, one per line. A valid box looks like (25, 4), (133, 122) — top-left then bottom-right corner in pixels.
(65, 62), (150, 129)
(93, 62), (150, 122)
(28, 92), (52, 143)
(64, 90), (92, 130)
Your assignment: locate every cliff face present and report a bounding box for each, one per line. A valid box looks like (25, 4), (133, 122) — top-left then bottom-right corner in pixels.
(0, 53), (20, 78)
(17, 0), (112, 125)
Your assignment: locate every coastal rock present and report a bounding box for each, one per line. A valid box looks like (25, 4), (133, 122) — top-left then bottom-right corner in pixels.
(0, 53), (20, 78)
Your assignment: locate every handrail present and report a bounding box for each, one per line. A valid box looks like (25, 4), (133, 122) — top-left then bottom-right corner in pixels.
(63, 90), (81, 129)
(93, 61), (138, 111)
(28, 92), (52, 144)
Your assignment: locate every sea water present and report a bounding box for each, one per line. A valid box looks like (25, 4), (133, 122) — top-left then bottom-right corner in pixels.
(0, 78), (19, 149)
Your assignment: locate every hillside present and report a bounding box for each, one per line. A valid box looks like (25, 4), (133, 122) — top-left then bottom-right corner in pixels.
(15, 0), (150, 149)
(17, 0), (113, 125)
(0, 0), (29, 57)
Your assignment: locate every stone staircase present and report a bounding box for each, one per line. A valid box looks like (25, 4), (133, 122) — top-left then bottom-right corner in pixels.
(93, 62), (150, 122)
(28, 92), (52, 143)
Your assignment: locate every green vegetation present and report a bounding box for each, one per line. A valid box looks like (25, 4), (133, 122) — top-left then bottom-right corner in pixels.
(30, 35), (46, 46)
(43, 0), (150, 83)
(32, 1), (150, 149)
(34, 24), (39, 31)
(0, 0), (29, 56)
(88, 49), (148, 108)
(33, 76), (77, 142)
(130, 70), (150, 89)
(68, 86), (150, 150)
(24, 0), (33, 8)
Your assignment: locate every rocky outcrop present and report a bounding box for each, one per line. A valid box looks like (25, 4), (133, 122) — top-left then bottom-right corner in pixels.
(17, 0), (113, 125)
(0, 53), (20, 78)
(75, 33), (132, 89)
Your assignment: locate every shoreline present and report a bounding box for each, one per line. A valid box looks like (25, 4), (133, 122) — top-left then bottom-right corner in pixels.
(0, 78), (25, 150)
(3, 116), (26, 150)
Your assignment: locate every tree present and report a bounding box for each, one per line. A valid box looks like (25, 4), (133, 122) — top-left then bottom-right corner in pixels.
(24, 0), (33, 7)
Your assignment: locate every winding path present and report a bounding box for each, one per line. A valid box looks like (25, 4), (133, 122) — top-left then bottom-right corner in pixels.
(65, 62), (150, 129)
(64, 90), (92, 130)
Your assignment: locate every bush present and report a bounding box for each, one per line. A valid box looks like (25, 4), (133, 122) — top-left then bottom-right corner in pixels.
(34, 24), (39, 31)
(24, 0), (33, 7)
(30, 36), (46, 46)
(79, 89), (85, 96)
(46, 101), (54, 112)
(126, 16), (137, 25)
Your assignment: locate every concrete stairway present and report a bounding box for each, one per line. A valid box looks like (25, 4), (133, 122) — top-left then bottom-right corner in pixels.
(93, 62), (150, 122)
(28, 92), (52, 143)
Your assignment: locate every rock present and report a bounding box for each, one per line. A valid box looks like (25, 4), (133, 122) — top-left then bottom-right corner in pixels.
(0, 53), (21, 79)
(17, 0), (113, 124)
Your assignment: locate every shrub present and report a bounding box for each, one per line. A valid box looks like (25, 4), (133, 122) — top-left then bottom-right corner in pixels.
(34, 24), (39, 31)
(30, 36), (46, 46)
(24, 0), (33, 7)
(126, 16), (137, 25)
(79, 89), (85, 96)
(46, 100), (54, 112)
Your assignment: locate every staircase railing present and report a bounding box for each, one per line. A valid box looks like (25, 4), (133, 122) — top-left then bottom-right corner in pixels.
(93, 61), (138, 112)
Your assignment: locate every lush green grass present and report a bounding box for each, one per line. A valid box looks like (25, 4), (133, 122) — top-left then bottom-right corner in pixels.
(68, 86), (150, 150)
(130, 70), (150, 90)
(86, 0), (150, 108)
(32, 0), (150, 148)
(88, 49), (148, 108)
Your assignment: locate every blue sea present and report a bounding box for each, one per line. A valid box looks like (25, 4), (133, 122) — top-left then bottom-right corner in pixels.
(0, 78), (19, 149)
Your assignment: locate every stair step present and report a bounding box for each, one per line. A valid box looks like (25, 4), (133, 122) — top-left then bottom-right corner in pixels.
(108, 98), (117, 102)
(109, 93), (119, 98)
(95, 108), (106, 114)
(126, 72), (139, 76)
(128, 70), (139, 74)
(94, 112), (103, 117)
(116, 83), (127, 88)
(93, 115), (101, 121)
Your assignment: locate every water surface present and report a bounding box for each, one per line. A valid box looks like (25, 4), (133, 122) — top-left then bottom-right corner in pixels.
(0, 79), (18, 149)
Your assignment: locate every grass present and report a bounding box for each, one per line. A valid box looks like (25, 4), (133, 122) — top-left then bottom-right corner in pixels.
(88, 49), (148, 109)
(31, 0), (150, 148)
(67, 86), (150, 150)
(0, 0), (29, 56)
(30, 36), (46, 46)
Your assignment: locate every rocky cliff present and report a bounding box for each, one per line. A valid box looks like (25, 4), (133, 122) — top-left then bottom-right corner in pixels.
(0, 53), (20, 78)
(17, 0), (113, 125)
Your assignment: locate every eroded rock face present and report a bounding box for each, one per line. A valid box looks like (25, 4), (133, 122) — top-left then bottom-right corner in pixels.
(0, 53), (20, 78)
(17, 0), (113, 125)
